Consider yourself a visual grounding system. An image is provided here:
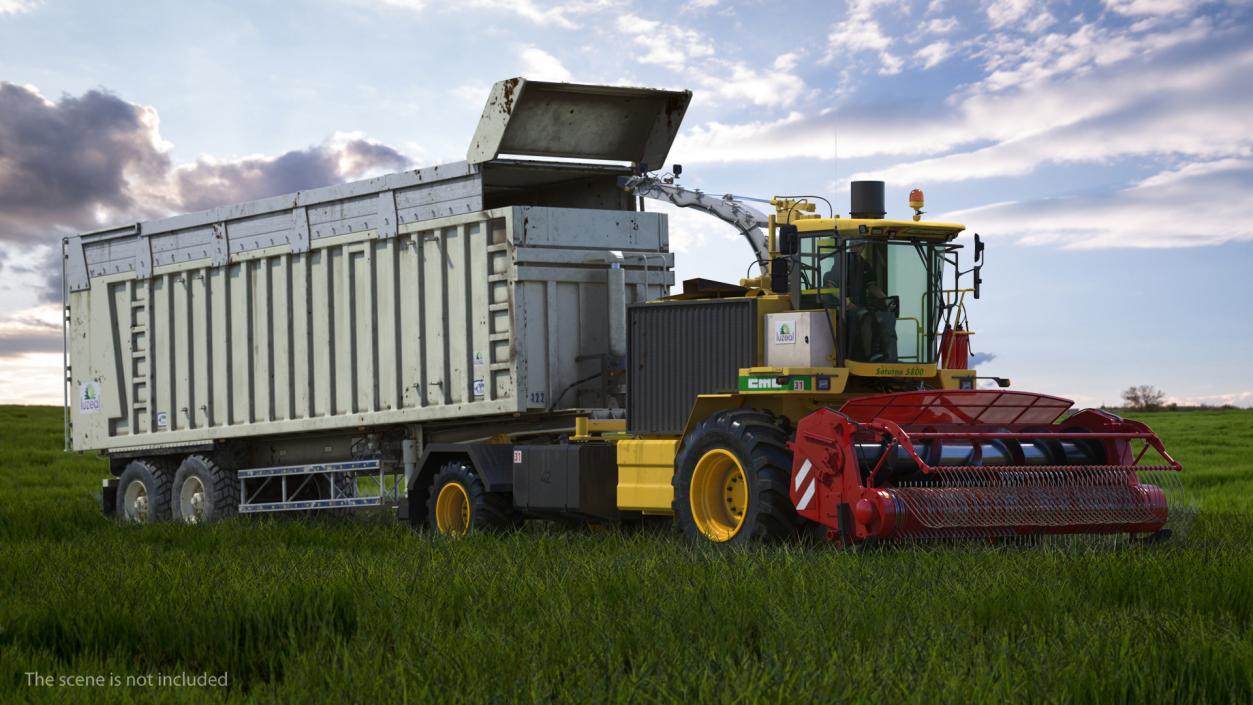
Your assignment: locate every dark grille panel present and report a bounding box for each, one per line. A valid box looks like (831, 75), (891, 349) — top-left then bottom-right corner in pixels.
(627, 298), (757, 435)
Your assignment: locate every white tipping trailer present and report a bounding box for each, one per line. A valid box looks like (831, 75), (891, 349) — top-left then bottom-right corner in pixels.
(63, 79), (685, 523)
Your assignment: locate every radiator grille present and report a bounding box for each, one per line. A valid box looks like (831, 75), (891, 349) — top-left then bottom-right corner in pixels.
(627, 298), (757, 435)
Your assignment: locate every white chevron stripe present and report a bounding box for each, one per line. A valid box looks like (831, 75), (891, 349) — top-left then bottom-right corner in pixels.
(794, 459), (812, 491)
(796, 480), (816, 511)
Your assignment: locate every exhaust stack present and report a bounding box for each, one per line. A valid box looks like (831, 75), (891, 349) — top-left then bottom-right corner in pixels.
(850, 180), (886, 219)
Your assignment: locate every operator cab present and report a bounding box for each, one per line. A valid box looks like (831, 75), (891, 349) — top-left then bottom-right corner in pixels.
(775, 177), (968, 374)
(796, 229), (954, 366)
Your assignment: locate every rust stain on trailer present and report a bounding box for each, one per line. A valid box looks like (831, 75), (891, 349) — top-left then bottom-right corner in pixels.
(664, 93), (687, 130)
(501, 77), (519, 115)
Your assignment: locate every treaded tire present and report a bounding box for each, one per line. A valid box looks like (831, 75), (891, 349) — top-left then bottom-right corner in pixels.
(115, 458), (174, 523)
(333, 473), (358, 499)
(673, 409), (802, 544)
(171, 454), (239, 524)
(426, 461), (521, 535)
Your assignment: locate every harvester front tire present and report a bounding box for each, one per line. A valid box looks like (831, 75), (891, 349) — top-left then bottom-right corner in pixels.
(426, 461), (520, 536)
(673, 409), (801, 544)
(115, 459), (173, 524)
(171, 455), (239, 524)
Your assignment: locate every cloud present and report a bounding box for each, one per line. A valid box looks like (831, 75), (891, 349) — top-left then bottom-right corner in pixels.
(0, 304), (61, 356)
(672, 112), (814, 162)
(0, 82), (173, 243)
(0, 80), (412, 365)
(0, 0), (40, 14)
(856, 39), (1253, 185)
(173, 132), (408, 212)
(377, 0), (616, 29)
(0, 332), (60, 355)
(923, 17), (958, 33)
(616, 13), (715, 69)
(0, 81), (412, 322)
(915, 40), (953, 69)
(1164, 390), (1253, 408)
(826, 0), (905, 75)
(692, 59), (810, 108)
(973, 12), (1212, 92)
(468, 0), (577, 28)
(980, 0), (1054, 34)
(939, 158), (1253, 248)
(4, 246), (62, 303)
(451, 83), (490, 105)
(614, 14), (807, 108)
(466, 0), (614, 29)
(969, 352), (997, 367)
(379, 0), (425, 10)
(520, 46), (572, 82)
(678, 8), (1252, 195)
(1103, 0), (1197, 15)
(773, 52), (801, 72)
(0, 83), (411, 247)
(0, 352), (61, 405)
(984, 0), (1038, 28)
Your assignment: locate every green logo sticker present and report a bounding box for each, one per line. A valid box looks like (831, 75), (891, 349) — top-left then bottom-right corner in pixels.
(79, 382), (101, 414)
(774, 319), (797, 344)
(738, 376), (812, 392)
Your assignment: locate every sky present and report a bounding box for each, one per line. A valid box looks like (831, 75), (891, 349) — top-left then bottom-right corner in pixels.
(0, 0), (1250, 408)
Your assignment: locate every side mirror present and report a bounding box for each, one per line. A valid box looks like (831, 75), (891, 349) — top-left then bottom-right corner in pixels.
(672, 164), (682, 178)
(972, 233), (984, 299)
(777, 224), (799, 256)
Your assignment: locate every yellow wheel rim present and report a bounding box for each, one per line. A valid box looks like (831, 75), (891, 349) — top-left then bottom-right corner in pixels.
(434, 482), (471, 536)
(689, 448), (749, 542)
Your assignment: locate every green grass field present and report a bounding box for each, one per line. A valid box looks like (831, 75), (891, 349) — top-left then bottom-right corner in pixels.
(1, 406), (1250, 704)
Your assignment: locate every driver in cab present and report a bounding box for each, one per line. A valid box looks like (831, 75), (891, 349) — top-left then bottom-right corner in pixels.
(823, 241), (898, 362)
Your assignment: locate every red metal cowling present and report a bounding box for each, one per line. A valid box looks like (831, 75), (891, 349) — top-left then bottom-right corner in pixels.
(787, 390), (1180, 543)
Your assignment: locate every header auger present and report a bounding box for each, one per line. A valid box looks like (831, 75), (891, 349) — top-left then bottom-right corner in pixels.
(791, 391), (1181, 544)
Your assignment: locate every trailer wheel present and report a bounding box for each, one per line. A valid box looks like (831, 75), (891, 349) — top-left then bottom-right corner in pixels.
(673, 409), (801, 544)
(426, 461), (519, 536)
(171, 455), (239, 524)
(116, 459), (173, 524)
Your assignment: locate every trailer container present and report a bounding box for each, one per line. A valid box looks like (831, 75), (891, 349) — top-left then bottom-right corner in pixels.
(64, 203), (671, 451)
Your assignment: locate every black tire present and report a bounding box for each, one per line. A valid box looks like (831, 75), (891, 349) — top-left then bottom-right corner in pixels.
(309, 473), (358, 518)
(171, 454), (239, 524)
(115, 458), (173, 523)
(673, 409), (802, 544)
(426, 461), (520, 535)
(334, 473), (358, 498)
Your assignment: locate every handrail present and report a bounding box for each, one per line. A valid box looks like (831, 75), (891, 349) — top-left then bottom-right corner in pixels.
(932, 288), (975, 365)
(896, 316), (923, 362)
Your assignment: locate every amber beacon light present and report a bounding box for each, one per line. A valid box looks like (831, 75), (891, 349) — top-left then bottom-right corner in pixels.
(909, 188), (925, 222)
